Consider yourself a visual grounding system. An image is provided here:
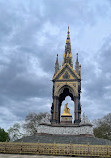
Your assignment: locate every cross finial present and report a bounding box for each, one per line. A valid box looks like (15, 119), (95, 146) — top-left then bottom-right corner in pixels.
(68, 26), (69, 33)
(76, 53), (78, 63)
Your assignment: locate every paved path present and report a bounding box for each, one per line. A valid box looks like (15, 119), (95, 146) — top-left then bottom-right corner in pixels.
(0, 154), (84, 158)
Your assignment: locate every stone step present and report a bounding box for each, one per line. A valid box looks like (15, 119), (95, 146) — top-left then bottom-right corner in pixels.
(16, 133), (111, 145)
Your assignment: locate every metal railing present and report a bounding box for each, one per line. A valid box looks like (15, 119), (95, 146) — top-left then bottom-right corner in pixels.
(0, 142), (111, 157)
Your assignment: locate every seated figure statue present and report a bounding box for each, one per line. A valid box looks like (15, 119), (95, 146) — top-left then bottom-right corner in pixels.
(62, 103), (72, 116)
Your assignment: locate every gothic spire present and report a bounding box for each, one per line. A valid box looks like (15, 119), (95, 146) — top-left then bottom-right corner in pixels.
(75, 53), (81, 76)
(65, 26), (71, 51)
(76, 53), (79, 64)
(55, 54), (59, 74)
(62, 26), (73, 67)
(56, 54), (59, 64)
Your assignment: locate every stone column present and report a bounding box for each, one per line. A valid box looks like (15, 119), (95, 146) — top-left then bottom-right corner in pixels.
(55, 96), (60, 123)
(74, 96), (81, 124)
(78, 99), (81, 122)
(50, 102), (54, 122)
(58, 102), (61, 123)
(51, 96), (59, 124)
(74, 97), (78, 122)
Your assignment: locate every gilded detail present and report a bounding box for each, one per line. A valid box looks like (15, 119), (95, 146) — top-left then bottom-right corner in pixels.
(62, 103), (72, 116)
(53, 63), (80, 80)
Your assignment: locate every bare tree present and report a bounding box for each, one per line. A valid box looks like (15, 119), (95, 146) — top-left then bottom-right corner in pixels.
(93, 113), (111, 127)
(8, 123), (23, 141)
(23, 112), (50, 136)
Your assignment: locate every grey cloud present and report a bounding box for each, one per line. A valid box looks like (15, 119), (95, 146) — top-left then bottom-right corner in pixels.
(0, 54), (51, 100)
(99, 36), (111, 73)
(80, 36), (111, 120)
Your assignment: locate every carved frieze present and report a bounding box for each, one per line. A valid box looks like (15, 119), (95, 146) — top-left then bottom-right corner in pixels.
(54, 81), (78, 97)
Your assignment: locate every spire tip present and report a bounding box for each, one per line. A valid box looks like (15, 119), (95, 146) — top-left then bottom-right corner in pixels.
(68, 26), (69, 32)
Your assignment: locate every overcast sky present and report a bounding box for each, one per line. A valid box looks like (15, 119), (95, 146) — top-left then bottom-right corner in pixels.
(0, 0), (111, 130)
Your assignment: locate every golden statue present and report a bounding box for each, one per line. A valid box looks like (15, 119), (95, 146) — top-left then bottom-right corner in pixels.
(62, 103), (72, 116)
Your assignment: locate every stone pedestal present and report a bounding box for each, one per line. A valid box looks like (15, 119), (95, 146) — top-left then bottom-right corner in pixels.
(61, 115), (72, 124)
(37, 123), (94, 136)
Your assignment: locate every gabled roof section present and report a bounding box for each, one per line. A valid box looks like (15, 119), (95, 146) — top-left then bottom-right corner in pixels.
(53, 63), (80, 81)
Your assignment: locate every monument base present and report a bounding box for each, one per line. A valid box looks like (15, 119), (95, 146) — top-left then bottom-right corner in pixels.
(61, 115), (72, 124)
(37, 123), (93, 136)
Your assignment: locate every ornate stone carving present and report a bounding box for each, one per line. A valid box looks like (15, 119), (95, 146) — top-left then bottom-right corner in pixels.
(63, 71), (70, 79)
